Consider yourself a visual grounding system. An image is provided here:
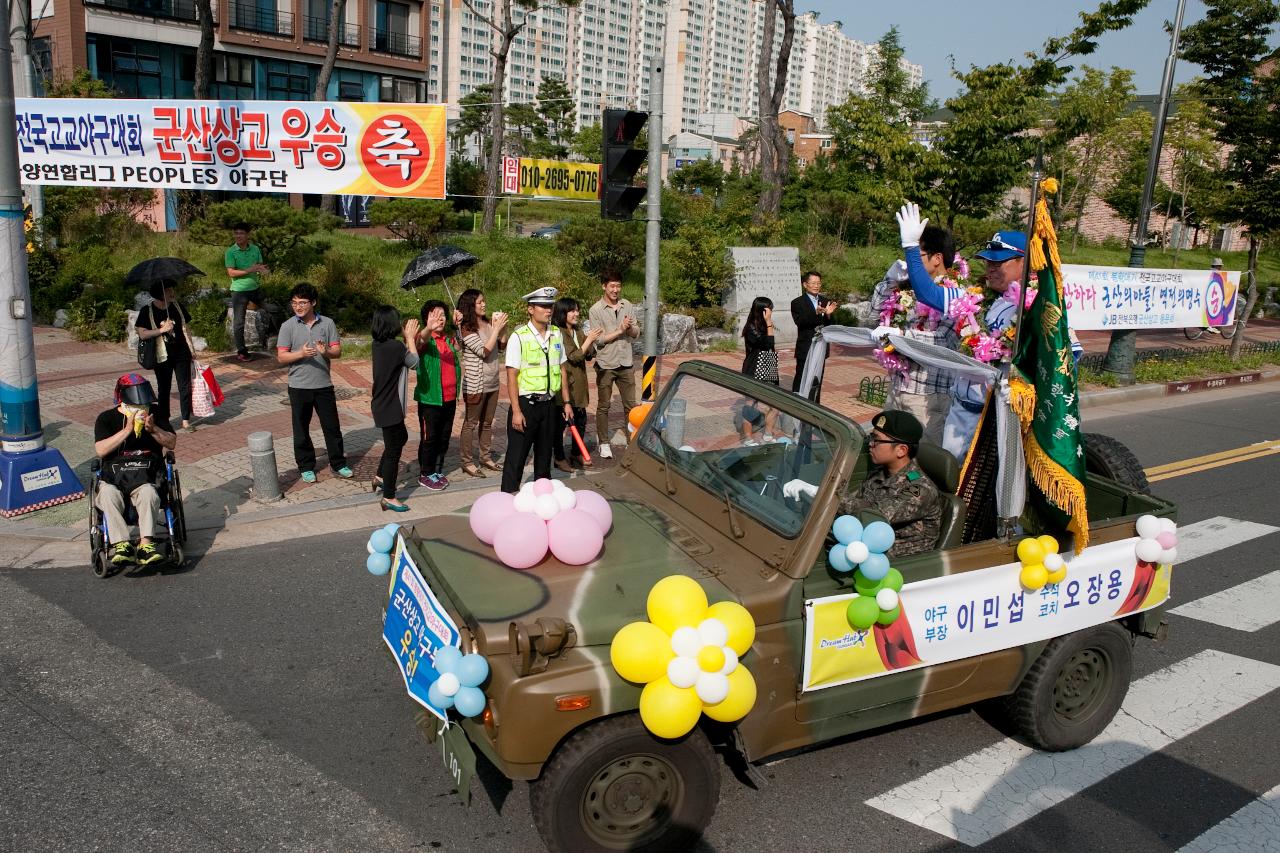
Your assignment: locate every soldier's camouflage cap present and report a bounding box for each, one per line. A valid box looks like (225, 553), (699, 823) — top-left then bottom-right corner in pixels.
(872, 409), (923, 446)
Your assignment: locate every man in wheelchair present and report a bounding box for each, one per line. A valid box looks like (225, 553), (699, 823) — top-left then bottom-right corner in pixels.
(93, 374), (178, 567)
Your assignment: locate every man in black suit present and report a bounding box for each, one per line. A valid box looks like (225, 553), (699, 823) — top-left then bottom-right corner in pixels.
(790, 270), (837, 393)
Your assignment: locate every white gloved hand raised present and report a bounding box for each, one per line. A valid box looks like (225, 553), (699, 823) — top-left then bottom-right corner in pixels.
(896, 202), (927, 248)
(872, 325), (901, 339)
(885, 259), (908, 283)
(782, 478), (818, 501)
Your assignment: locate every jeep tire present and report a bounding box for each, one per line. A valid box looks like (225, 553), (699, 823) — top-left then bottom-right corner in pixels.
(1003, 622), (1134, 751)
(1083, 433), (1150, 494)
(530, 714), (720, 853)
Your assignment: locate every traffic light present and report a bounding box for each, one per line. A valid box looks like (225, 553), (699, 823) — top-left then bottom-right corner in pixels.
(601, 108), (648, 221)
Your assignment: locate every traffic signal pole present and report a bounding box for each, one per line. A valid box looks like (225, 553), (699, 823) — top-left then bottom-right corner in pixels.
(0, 0), (81, 516)
(641, 51), (663, 401)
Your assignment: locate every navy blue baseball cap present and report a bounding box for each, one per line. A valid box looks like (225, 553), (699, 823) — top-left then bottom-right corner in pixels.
(975, 231), (1027, 263)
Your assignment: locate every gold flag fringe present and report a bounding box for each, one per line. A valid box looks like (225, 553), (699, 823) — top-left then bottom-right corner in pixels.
(1024, 429), (1091, 551)
(1009, 372), (1036, 428)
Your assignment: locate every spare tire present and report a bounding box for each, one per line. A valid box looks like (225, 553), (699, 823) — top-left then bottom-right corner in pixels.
(1083, 433), (1149, 494)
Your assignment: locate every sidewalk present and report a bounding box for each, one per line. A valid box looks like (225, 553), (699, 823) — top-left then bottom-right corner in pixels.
(3, 319), (1278, 539)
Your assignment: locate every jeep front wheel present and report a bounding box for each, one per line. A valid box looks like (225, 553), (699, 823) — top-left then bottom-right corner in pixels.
(529, 714), (721, 853)
(1003, 622), (1134, 751)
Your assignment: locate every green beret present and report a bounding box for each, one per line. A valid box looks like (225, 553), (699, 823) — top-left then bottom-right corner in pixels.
(871, 409), (924, 445)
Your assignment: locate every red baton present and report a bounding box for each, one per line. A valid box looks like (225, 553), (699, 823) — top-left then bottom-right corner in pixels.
(568, 425), (592, 466)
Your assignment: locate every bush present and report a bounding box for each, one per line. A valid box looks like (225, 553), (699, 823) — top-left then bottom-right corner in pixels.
(65, 285), (131, 342)
(41, 185), (153, 248)
(186, 292), (233, 352)
(685, 304), (731, 330)
(307, 249), (386, 332)
(555, 216), (644, 279)
(27, 244), (63, 321)
(188, 198), (340, 275)
(447, 155), (485, 212)
(366, 198), (454, 250)
(668, 221), (732, 308)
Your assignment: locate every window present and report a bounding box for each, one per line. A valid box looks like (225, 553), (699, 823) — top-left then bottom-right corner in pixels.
(265, 60), (314, 99)
(218, 54), (254, 85)
(339, 80), (365, 101)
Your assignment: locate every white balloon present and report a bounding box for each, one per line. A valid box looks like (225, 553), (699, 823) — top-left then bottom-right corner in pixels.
(667, 656), (700, 689)
(670, 626), (701, 658)
(551, 479), (570, 492)
(695, 672), (730, 705)
(553, 488), (577, 511)
(1158, 517), (1177, 534)
(1135, 514), (1161, 540)
(1135, 539), (1162, 563)
(513, 490), (537, 513)
(436, 672), (461, 697)
(678, 445), (696, 453)
(1162, 547), (1178, 565)
(876, 588), (899, 611)
(846, 541), (871, 565)
(366, 540), (376, 555)
(1043, 553), (1065, 571)
(697, 618), (729, 649)
(720, 648), (739, 675)
(534, 494), (561, 520)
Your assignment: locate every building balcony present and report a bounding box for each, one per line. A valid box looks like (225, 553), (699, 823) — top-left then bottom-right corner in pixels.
(84, 0), (200, 23)
(371, 28), (421, 59)
(229, 2), (293, 37)
(302, 15), (361, 47)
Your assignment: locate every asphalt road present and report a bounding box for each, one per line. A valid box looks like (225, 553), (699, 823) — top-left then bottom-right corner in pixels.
(2, 385), (1278, 852)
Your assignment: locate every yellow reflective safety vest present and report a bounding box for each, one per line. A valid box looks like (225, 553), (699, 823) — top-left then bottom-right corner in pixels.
(512, 323), (564, 395)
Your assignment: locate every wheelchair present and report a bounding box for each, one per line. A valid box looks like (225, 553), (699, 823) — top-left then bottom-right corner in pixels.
(88, 451), (188, 578)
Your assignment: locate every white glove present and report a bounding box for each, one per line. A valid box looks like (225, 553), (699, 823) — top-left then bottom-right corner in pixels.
(885, 259), (908, 283)
(872, 325), (902, 339)
(782, 479), (818, 501)
(896, 202), (927, 248)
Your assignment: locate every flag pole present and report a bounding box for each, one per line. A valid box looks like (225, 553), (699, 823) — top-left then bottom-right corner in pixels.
(1010, 144), (1044, 364)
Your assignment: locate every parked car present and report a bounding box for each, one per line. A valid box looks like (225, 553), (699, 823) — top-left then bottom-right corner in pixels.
(530, 220), (568, 240)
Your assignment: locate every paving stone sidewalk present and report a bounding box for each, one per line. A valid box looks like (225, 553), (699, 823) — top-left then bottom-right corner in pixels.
(4, 320), (1277, 535)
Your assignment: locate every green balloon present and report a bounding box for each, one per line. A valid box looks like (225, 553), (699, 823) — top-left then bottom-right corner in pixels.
(846, 595), (879, 630)
(854, 570), (886, 597)
(876, 604), (902, 626)
(884, 568), (904, 593)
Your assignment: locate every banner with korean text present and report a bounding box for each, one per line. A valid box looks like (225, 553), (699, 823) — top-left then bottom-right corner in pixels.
(802, 537), (1171, 691)
(382, 534), (462, 721)
(501, 155), (600, 200)
(1059, 263), (1240, 330)
(16, 98), (447, 198)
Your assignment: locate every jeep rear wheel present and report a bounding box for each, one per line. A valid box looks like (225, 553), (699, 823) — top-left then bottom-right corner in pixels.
(1003, 623), (1133, 751)
(1083, 433), (1150, 494)
(530, 714), (720, 853)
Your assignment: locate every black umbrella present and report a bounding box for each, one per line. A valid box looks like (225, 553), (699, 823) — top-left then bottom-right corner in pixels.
(399, 245), (479, 296)
(125, 257), (206, 288)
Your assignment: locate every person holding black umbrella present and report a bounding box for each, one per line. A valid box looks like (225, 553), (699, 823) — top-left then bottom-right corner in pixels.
(134, 279), (197, 432)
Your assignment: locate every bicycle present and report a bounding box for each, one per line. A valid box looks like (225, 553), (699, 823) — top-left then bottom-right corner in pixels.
(1184, 323), (1237, 341)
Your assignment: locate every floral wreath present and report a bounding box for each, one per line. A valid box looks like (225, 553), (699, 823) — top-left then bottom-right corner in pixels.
(875, 257), (968, 374)
(945, 270), (1038, 364)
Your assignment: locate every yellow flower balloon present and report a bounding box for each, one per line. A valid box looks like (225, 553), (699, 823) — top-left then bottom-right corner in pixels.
(707, 600), (755, 656)
(1016, 537), (1045, 565)
(703, 666), (757, 723)
(1020, 563), (1049, 591)
(610, 621), (674, 684)
(1037, 535), (1060, 556)
(647, 575), (708, 635)
(639, 676), (705, 739)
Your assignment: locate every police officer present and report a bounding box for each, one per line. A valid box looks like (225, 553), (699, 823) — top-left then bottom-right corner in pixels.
(783, 410), (942, 557)
(502, 287), (575, 493)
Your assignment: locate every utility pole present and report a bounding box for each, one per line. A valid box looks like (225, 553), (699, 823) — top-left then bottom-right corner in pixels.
(1102, 0), (1187, 385)
(9, 0), (40, 221)
(640, 49), (663, 402)
(0, 0), (81, 517)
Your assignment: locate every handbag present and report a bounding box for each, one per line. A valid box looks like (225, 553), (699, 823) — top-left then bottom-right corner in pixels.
(191, 362), (215, 418)
(753, 349), (779, 383)
(201, 362), (225, 406)
(137, 304), (169, 369)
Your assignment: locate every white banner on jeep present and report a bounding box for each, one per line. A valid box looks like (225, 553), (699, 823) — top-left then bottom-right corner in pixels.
(802, 536), (1170, 692)
(1059, 264), (1240, 330)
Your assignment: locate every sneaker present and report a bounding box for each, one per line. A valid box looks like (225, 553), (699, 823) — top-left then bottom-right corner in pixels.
(421, 474), (446, 492)
(236, 351), (251, 362)
(742, 438), (760, 447)
(300, 470), (318, 484)
(136, 542), (164, 566)
(109, 541), (135, 566)
(599, 443), (613, 459)
(335, 466), (354, 479)
(418, 473), (432, 489)
(437, 475), (450, 488)
(1206, 327), (1222, 335)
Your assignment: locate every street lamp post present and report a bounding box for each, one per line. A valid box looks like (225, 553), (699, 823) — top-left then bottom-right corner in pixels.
(0, 0), (82, 516)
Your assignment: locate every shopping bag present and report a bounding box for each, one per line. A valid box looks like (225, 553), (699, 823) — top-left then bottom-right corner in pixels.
(200, 363), (225, 407)
(191, 362), (215, 419)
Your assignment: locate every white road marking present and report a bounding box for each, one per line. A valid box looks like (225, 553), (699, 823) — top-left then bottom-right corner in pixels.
(864, 650), (1280, 846)
(1177, 783), (1280, 853)
(1172, 570), (1280, 632)
(1172, 516), (1279, 564)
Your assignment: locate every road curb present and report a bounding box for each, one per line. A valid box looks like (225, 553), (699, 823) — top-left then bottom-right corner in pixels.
(1078, 366), (1280, 409)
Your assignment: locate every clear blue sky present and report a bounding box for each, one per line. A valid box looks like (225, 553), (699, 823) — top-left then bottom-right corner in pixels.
(803, 0), (1279, 100)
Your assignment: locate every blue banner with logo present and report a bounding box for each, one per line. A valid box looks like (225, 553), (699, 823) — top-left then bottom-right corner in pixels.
(382, 538), (461, 721)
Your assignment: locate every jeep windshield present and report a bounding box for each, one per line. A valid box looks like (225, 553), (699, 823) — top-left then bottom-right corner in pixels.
(635, 371), (844, 538)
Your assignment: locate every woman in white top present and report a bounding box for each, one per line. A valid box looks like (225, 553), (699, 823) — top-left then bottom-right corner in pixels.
(454, 288), (508, 477)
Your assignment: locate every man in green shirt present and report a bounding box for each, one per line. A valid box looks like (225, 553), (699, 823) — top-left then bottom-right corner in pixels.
(224, 222), (269, 362)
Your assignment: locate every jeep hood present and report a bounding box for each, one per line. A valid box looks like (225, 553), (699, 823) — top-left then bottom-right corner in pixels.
(403, 498), (719, 654)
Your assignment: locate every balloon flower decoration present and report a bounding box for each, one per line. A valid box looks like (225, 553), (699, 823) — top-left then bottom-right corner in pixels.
(426, 645), (490, 719)
(1135, 514), (1178, 565)
(610, 575), (758, 739)
(627, 402), (653, 439)
(826, 515), (904, 629)
(1016, 535), (1066, 591)
(365, 522), (402, 575)
(468, 479), (613, 569)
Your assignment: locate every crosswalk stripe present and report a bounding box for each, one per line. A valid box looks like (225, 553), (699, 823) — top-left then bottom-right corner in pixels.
(1176, 783), (1280, 852)
(1171, 516), (1280, 564)
(1171, 570), (1280, 632)
(864, 650), (1280, 846)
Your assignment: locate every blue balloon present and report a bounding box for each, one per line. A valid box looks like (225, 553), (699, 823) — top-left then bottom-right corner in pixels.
(832, 515), (864, 546)
(453, 685), (487, 718)
(370, 530), (394, 554)
(859, 552), (890, 581)
(381, 522), (402, 537)
(828, 543), (852, 573)
(456, 654), (490, 688)
(433, 645), (464, 675)
(366, 552), (392, 575)
(427, 681), (455, 710)
(862, 521), (896, 554)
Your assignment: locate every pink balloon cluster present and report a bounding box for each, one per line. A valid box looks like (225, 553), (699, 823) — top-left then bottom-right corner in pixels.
(468, 479), (613, 569)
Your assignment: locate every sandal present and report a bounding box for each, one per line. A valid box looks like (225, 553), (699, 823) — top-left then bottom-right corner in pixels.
(461, 463), (483, 477)
(479, 458), (502, 472)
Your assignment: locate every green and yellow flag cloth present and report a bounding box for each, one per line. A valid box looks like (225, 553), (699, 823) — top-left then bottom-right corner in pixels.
(1010, 178), (1089, 550)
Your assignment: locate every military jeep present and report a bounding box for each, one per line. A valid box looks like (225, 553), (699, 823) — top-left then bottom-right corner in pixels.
(385, 359), (1172, 853)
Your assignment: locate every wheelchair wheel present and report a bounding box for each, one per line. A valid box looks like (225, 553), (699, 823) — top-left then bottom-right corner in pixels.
(92, 549), (111, 579)
(171, 470), (187, 544)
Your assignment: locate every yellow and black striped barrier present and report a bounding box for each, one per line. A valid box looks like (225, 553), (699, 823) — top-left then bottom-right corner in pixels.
(641, 355), (658, 402)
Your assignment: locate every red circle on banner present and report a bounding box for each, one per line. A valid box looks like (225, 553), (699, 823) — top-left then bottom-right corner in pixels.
(360, 114), (432, 193)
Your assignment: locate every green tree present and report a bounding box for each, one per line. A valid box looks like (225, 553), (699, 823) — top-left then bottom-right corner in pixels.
(42, 68), (114, 98)
(569, 121), (602, 162)
(1180, 0), (1280, 356)
(669, 159), (724, 196)
(504, 101), (546, 155)
(1160, 85), (1224, 261)
(555, 217), (644, 279)
(667, 220), (732, 307)
(754, 0), (797, 219)
(535, 75), (575, 158)
(868, 27), (933, 123)
(453, 84), (495, 151)
(447, 153), (486, 211)
(1100, 110), (1160, 241)
(366, 199), (455, 250)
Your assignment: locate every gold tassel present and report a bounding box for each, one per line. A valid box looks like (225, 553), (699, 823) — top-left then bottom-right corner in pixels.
(1023, 430), (1091, 552)
(1008, 373), (1036, 428)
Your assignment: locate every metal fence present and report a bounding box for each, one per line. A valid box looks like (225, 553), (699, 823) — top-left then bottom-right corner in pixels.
(372, 28), (422, 59)
(229, 2), (293, 36)
(302, 15), (361, 46)
(85, 0), (198, 21)
(1077, 339), (1280, 373)
(857, 375), (887, 406)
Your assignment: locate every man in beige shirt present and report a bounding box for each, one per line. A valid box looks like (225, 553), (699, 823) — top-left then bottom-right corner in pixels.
(587, 272), (641, 458)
